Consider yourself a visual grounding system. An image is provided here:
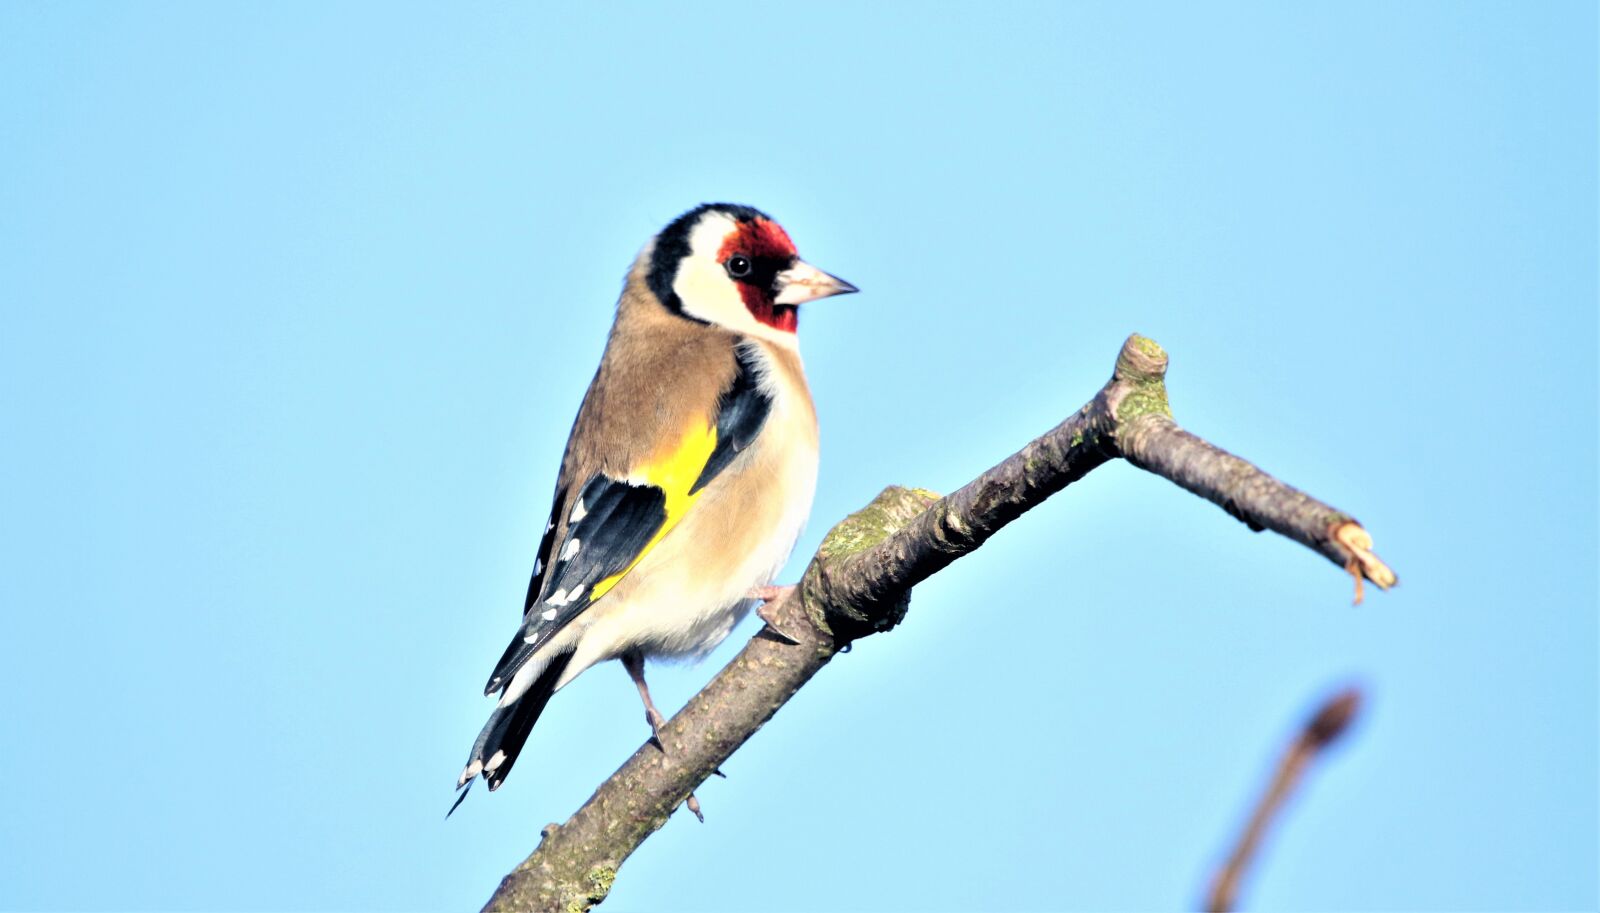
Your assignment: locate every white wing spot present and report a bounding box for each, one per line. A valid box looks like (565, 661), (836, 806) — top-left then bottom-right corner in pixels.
(546, 588), (570, 607)
(570, 498), (587, 523)
(485, 750), (507, 772)
(561, 538), (581, 561)
(459, 759), (483, 785)
(532, 557), (543, 576)
(567, 585), (586, 603)
(540, 608), (557, 622)
(545, 517), (554, 533)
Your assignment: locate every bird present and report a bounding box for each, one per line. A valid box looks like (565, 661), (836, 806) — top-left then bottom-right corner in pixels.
(453, 202), (856, 812)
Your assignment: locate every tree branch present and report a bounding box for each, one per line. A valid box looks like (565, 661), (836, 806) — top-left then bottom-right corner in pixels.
(481, 334), (1397, 912)
(1203, 687), (1364, 913)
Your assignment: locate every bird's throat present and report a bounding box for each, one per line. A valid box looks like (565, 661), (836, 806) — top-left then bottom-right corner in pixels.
(739, 288), (798, 333)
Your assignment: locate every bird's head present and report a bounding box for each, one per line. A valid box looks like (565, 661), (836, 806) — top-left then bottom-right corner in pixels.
(644, 203), (856, 345)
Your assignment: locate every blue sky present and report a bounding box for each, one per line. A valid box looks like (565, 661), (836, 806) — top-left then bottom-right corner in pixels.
(1, 3), (1594, 911)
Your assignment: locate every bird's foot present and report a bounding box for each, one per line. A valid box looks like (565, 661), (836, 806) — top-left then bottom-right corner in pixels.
(644, 706), (668, 751)
(642, 685), (719, 817)
(625, 651), (721, 819)
(749, 584), (802, 644)
(646, 709), (711, 819)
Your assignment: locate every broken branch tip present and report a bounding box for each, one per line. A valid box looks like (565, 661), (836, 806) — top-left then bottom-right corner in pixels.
(1332, 522), (1398, 592)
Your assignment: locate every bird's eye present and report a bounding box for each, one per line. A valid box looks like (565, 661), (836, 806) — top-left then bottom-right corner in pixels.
(725, 255), (752, 278)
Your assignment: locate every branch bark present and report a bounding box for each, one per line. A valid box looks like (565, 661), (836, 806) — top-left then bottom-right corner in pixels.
(481, 334), (1398, 912)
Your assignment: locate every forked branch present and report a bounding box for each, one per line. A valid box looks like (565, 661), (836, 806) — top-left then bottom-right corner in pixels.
(482, 334), (1397, 912)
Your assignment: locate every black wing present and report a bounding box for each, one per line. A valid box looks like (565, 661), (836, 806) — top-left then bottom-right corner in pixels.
(483, 344), (773, 695)
(485, 474), (667, 694)
(521, 486), (567, 616)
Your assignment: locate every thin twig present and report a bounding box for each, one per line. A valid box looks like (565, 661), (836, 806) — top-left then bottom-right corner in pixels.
(1204, 687), (1364, 913)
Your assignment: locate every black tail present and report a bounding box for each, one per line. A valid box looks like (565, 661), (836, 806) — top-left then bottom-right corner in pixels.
(449, 650), (573, 816)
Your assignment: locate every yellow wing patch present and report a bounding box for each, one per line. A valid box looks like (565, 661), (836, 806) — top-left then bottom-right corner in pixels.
(587, 422), (718, 602)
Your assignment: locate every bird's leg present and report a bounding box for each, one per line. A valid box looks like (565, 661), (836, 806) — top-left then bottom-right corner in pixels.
(748, 584), (800, 643)
(621, 651), (668, 744)
(622, 651), (706, 823)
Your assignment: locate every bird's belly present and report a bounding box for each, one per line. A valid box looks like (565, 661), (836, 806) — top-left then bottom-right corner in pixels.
(577, 421), (818, 662)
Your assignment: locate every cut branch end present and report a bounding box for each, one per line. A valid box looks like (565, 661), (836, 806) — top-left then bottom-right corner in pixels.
(1332, 522), (1398, 604)
(1116, 333), (1170, 383)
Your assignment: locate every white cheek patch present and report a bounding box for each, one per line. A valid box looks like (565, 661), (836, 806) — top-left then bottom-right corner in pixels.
(675, 269), (747, 330)
(674, 214), (755, 329)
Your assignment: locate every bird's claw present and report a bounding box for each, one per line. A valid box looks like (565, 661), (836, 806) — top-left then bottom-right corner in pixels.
(645, 708), (668, 750)
(751, 585), (802, 644)
(644, 705), (719, 814)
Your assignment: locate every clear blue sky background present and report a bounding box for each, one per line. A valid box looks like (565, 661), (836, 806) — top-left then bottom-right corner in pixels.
(2, 3), (1594, 911)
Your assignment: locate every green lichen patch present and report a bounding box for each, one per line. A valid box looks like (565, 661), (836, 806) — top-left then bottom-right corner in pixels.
(559, 865), (616, 911)
(585, 865), (616, 894)
(816, 486), (941, 561)
(1132, 334), (1165, 359)
(1116, 380), (1171, 423)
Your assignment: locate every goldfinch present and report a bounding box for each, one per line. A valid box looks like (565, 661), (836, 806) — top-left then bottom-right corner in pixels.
(455, 203), (855, 804)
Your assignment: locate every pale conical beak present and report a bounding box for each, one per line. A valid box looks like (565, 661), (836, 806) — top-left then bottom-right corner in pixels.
(772, 259), (858, 306)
